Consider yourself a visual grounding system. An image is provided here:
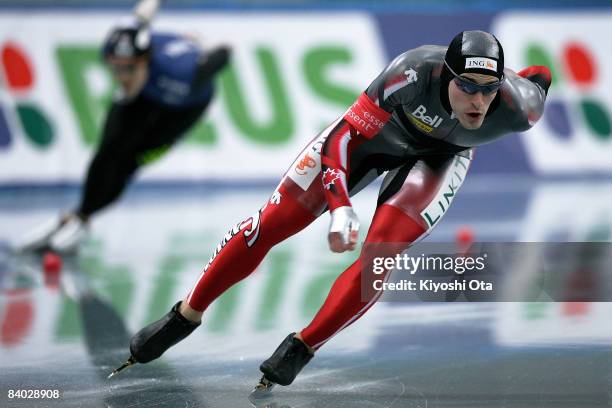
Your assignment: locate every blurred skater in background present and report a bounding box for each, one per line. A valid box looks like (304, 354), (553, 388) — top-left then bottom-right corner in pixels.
(17, 0), (230, 254)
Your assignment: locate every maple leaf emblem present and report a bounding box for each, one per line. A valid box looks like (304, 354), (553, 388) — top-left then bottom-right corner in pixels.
(323, 168), (340, 190)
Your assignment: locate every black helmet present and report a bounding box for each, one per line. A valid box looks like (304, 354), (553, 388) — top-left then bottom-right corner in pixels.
(444, 30), (504, 80)
(439, 30), (504, 114)
(102, 25), (151, 59)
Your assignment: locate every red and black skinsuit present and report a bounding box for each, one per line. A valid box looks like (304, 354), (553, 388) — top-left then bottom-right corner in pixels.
(186, 45), (551, 349)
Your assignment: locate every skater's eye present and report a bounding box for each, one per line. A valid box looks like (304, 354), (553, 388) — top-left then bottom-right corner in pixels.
(454, 77), (502, 96)
(445, 60), (504, 96)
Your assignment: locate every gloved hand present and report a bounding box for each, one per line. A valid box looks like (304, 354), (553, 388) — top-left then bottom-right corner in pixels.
(328, 206), (360, 253)
(517, 66), (552, 96)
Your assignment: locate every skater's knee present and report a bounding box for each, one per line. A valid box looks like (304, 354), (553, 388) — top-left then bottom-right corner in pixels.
(365, 204), (426, 244)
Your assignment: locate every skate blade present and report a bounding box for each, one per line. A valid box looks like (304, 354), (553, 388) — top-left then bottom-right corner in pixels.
(107, 356), (136, 379)
(248, 375), (276, 402)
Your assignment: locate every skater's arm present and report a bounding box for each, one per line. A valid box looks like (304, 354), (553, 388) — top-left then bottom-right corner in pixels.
(321, 51), (424, 253)
(321, 92), (393, 253)
(320, 95), (391, 212)
(507, 66), (551, 131)
(192, 46), (232, 90)
(517, 65), (552, 96)
(321, 97), (390, 253)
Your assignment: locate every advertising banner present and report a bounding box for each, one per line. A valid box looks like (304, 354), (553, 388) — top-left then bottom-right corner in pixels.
(0, 12), (386, 183)
(494, 12), (612, 174)
(1, 11), (612, 183)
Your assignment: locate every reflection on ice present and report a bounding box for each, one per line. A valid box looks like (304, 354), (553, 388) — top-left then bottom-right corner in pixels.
(0, 181), (611, 407)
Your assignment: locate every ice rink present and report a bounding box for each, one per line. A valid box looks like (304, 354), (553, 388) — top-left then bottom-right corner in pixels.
(1, 178), (611, 407)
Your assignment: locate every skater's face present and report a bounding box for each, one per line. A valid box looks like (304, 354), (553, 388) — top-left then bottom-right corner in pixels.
(448, 73), (500, 130)
(106, 56), (149, 98)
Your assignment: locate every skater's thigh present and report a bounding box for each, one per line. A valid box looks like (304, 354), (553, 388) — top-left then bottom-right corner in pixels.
(276, 125), (334, 217)
(377, 150), (474, 233)
(133, 101), (208, 160)
(97, 98), (153, 154)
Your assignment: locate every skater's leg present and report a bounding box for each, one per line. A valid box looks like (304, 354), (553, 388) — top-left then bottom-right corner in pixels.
(128, 189), (317, 365)
(76, 100), (147, 218)
(256, 205), (423, 386)
(77, 146), (139, 218)
(48, 103), (150, 252)
(300, 153), (473, 349)
(184, 185), (317, 315)
(50, 101), (207, 253)
(300, 205), (425, 349)
(15, 101), (142, 252)
(182, 123), (360, 316)
(78, 99), (207, 218)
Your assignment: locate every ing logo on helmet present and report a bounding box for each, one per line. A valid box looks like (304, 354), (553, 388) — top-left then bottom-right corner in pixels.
(0, 41), (54, 150)
(526, 41), (610, 140)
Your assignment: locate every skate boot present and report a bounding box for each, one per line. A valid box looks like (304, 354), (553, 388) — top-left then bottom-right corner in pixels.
(250, 333), (314, 399)
(15, 216), (64, 253)
(49, 216), (88, 254)
(108, 301), (200, 378)
(130, 301), (200, 363)
(261, 333), (314, 383)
